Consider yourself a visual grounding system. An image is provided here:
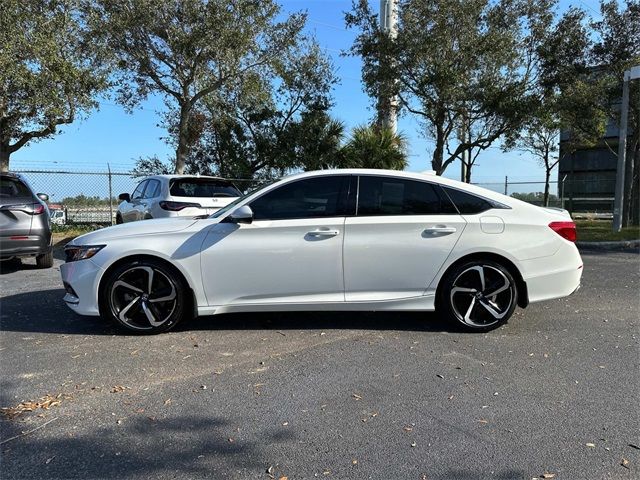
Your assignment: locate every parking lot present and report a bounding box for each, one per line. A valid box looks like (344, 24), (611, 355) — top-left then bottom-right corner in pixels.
(0, 249), (638, 479)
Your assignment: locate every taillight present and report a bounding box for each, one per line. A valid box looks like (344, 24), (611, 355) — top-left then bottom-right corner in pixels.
(549, 221), (577, 242)
(159, 201), (202, 211)
(0, 203), (44, 215)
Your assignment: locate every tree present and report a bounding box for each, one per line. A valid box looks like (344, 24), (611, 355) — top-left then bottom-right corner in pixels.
(0, 0), (108, 172)
(592, 0), (640, 226)
(346, 0), (554, 175)
(172, 39), (338, 180)
(341, 125), (408, 170)
(88, 0), (308, 174)
(506, 7), (606, 206)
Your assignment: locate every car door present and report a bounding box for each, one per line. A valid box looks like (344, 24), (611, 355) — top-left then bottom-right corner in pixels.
(124, 180), (147, 222)
(200, 175), (351, 306)
(141, 179), (160, 218)
(343, 175), (466, 301)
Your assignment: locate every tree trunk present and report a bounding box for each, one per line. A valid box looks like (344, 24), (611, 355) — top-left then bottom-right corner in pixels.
(431, 121), (445, 175)
(543, 167), (551, 207)
(174, 103), (191, 175)
(0, 143), (9, 172)
(465, 162), (472, 183)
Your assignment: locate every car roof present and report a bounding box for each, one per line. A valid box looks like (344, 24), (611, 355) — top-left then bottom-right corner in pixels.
(279, 169), (515, 206)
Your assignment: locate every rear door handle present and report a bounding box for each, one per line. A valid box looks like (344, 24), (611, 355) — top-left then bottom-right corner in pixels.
(424, 225), (457, 234)
(307, 229), (339, 237)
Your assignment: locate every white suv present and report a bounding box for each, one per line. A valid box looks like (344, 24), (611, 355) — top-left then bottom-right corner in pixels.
(116, 175), (241, 223)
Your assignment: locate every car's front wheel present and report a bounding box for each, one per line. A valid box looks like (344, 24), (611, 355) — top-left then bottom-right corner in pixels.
(439, 259), (517, 332)
(100, 258), (190, 334)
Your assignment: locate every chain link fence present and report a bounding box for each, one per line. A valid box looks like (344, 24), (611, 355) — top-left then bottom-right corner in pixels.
(13, 169), (615, 225)
(14, 169), (262, 226)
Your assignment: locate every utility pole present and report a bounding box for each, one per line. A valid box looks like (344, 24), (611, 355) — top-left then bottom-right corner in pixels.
(613, 65), (640, 232)
(380, 0), (398, 134)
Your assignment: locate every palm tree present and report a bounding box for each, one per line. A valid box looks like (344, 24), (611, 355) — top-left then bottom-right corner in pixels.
(341, 125), (408, 170)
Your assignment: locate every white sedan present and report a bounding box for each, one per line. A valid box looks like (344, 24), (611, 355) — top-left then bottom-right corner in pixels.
(61, 169), (582, 334)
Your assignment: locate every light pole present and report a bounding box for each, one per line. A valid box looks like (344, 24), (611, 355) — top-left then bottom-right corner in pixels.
(613, 65), (640, 232)
(380, 0), (398, 134)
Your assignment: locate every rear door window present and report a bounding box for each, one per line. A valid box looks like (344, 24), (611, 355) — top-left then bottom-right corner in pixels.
(439, 186), (495, 214)
(170, 178), (241, 198)
(143, 179), (161, 199)
(357, 176), (449, 216)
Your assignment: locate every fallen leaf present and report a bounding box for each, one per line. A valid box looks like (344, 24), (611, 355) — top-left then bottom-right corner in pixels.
(278, 477), (288, 480)
(111, 386), (126, 393)
(586, 443), (595, 448)
(266, 466), (274, 474)
(478, 419), (489, 424)
(411, 442), (417, 447)
(436, 374), (444, 379)
(45, 456), (55, 464)
(282, 422), (288, 426)
(352, 393), (362, 400)
(448, 395), (454, 400)
(164, 399), (171, 406)
(352, 460), (358, 465)
(403, 426), (413, 432)
(541, 473), (555, 479)
(621, 458), (630, 469)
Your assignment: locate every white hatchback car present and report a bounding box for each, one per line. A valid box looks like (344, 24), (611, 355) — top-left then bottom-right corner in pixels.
(61, 169), (583, 334)
(116, 175), (241, 223)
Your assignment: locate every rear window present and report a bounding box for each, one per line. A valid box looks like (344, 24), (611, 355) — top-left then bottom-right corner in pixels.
(440, 186), (494, 214)
(169, 178), (240, 198)
(0, 177), (31, 198)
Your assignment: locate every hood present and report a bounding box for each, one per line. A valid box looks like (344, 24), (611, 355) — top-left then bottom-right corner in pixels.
(69, 217), (200, 245)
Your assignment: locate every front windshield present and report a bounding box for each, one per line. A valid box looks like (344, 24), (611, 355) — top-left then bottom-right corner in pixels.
(208, 180), (276, 219)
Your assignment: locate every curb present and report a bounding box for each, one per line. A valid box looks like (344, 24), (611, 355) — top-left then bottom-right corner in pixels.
(577, 239), (640, 251)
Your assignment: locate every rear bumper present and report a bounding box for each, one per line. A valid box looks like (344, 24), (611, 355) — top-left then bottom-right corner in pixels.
(0, 234), (51, 258)
(60, 259), (103, 316)
(521, 242), (583, 304)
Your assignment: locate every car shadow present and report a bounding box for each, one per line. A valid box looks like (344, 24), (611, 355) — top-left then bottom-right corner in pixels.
(0, 288), (451, 335)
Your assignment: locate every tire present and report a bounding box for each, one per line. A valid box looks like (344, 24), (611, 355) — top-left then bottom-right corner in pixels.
(438, 259), (518, 332)
(36, 248), (54, 269)
(116, 214), (123, 225)
(99, 258), (190, 334)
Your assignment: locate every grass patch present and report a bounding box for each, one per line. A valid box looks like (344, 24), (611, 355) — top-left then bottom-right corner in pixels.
(575, 220), (640, 242)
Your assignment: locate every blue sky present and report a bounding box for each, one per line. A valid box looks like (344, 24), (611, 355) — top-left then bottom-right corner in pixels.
(12, 0), (604, 189)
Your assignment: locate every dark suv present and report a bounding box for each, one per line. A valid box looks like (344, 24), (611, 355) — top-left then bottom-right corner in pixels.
(0, 173), (53, 268)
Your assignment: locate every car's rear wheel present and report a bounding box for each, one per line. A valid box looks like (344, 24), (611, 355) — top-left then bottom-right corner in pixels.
(100, 258), (189, 334)
(116, 214), (123, 224)
(36, 248), (54, 268)
(439, 260), (517, 332)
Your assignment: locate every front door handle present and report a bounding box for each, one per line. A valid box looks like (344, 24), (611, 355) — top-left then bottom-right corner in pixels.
(307, 229), (340, 237)
(424, 225), (457, 234)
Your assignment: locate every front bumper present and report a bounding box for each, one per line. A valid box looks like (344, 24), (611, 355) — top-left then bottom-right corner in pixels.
(60, 258), (104, 316)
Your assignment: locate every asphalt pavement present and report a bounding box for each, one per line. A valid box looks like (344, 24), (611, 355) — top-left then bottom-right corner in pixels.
(0, 250), (639, 480)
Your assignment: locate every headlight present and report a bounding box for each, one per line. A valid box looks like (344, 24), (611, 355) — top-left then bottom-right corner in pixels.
(64, 245), (105, 263)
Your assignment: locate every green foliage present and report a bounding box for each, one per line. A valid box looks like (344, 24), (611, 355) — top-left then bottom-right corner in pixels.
(87, 0), (313, 174)
(164, 38), (339, 180)
(0, 0), (109, 171)
(341, 125), (408, 170)
(346, 0), (554, 175)
(59, 194), (113, 206)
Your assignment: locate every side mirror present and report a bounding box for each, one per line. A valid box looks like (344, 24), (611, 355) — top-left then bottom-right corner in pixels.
(226, 205), (253, 224)
(118, 193), (131, 202)
(37, 193), (49, 202)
